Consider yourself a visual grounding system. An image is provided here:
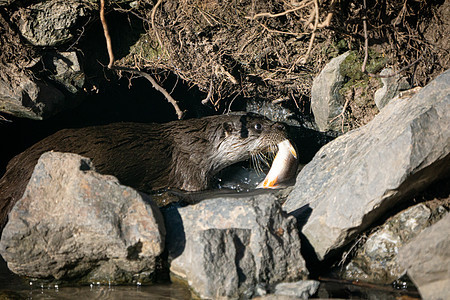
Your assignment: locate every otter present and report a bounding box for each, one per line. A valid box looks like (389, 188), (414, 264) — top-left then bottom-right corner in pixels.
(0, 112), (288, 231)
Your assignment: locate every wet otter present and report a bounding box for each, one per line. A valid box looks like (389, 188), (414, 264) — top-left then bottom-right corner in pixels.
(0, 112), (288, 231)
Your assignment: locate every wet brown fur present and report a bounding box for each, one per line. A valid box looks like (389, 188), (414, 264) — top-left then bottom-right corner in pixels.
(0, 113), (287, 232)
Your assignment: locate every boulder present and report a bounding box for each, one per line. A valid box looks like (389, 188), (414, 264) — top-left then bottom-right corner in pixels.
(283, 68), (450, 261)
(13, 0), (88, 47)
(0, 152), (165, 283)
(163, 192), (308, 299)
(374, 68), (410, 110)
(341, 202), (448, 284)
(311, 52), (350, 132)
(398, 212), (450, 300)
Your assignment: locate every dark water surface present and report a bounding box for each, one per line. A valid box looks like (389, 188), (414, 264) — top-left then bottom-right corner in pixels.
(0, 257), (192, 299)
(1, 256), (421, 299)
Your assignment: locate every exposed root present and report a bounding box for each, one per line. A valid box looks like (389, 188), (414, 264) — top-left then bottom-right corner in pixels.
(99, 0), (184, 119)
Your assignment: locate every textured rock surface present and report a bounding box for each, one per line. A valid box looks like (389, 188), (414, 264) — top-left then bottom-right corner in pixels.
(283, 68), (450, 261)
(341, 203), (448, 284)
(374, 68), (410, 109)
(13, 0), (88, 47)
(164, 192), (307, 298)
(0, 67), (65, 120)
(398, 212), (450, 300)
(311, 52), (350, 132)
(0, 152), (165, 283)
(43, 52), (85, 95)
(273, 280), (320, 299)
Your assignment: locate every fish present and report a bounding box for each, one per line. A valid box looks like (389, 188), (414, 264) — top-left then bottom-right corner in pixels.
(257, 139), (298, 189)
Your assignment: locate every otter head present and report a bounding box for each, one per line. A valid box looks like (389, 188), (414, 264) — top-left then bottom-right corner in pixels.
(212, 113), (288, 172)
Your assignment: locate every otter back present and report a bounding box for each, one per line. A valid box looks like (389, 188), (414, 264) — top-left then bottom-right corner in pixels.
(0, 113), (288, 232)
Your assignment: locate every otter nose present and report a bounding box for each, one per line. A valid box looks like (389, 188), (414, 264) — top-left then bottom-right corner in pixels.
(274, 123), (286, 131)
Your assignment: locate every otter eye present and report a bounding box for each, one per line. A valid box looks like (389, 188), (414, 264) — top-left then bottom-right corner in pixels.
(254, 123), (263, 132)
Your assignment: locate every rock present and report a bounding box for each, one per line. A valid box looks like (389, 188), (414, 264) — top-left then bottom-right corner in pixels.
(13, 0), (88, 47)
(43, 52), (85, 95)
(398, 212), (450, 300)
(311, 51), (350, 132)
(0, 152), (165, 283)
(247, 99), (302, 127)
(0, 66), (66, 120)
(273, 280), (320, 299)
(283, 68), (450, 261)
(341, 203), (448, 284)
(374, 68), (410, 109)
(163, 192), (308, 299)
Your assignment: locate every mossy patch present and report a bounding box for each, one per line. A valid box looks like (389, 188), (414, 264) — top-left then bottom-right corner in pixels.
(118, 32), (165, 66)
(336, 50), (385, 132)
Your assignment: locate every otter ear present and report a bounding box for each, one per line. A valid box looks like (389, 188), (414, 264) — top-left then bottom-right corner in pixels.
(223, 122), (234, 137)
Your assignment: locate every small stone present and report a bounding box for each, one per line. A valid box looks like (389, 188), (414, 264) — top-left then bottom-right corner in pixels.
(274, 280), (320, 299)
(374, 68), (410, 109)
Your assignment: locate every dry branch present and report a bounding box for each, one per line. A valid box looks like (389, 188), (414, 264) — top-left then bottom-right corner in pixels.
(100, 0), (114, 69)
(246, 1), (313, 20)
(361, 0), (422, 78)
(99, 0), (184, 119)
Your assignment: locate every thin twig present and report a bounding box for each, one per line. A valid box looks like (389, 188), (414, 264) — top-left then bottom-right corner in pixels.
(246, 1), (312, 20)
(114, 66), (184, 119)
(303, 0), (319, 62)
(201, 79), (214, 105)
(100, 0), (114, 69)
(368, 55), (423, 78)
(361, 0), (422, 78)
(66, 16), (91, 51)
(361, 0), (369, 74)
(151, 0), (164, 52)
(315, 0), (335, 29)
(99, 0), (184, 119)
(329, 97), (350, 133)
(0, 114), (12, 122)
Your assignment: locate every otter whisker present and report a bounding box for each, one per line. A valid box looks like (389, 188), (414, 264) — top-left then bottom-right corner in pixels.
(251, 152), (266, 175)
(259, 152), (272, 168)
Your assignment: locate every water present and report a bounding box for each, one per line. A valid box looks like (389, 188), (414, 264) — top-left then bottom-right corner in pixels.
(0, 257), (192, 299)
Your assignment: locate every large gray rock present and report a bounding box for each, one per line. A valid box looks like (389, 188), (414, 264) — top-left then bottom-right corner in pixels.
(311, 52), (350, 132)
(0, 152), (165, 283)
(164, 192), (308, 299)
(13, 0), (88, 47)
(283, 68), (450, 261)
(398, 212), (450, 300)
(341, 203), (448, 284)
